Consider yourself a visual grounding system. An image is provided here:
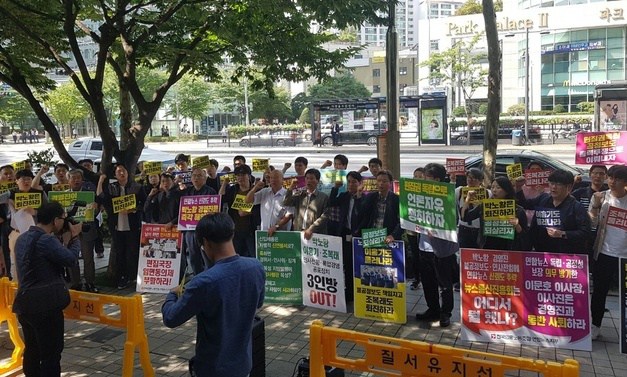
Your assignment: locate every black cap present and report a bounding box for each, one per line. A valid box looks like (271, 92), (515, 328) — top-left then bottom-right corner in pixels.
(233, 164), (252, 176)
(16, 169), (35, 179)
(175, 154), (189, 163)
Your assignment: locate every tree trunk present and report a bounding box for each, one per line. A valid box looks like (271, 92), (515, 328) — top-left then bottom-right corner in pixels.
(482, 0), (501, 185)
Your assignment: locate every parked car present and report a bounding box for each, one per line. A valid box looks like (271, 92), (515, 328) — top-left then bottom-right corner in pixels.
(318, 128), (385, 146)
(238, 132), (303, 147)
(460, 149), (590, 187)
(67, 138), (175, 166)
(452, 125), (542, 144)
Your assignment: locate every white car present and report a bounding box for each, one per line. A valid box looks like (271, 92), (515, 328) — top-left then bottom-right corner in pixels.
(67, 138), (175, 166)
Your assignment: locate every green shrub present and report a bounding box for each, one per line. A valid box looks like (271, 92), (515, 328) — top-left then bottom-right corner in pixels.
(576, 102), (594, 113)
(507, 104), (525, 116)
(453, 106), (467, 117)
(553, 104), (566, 113)
(478, 103), (488, 115)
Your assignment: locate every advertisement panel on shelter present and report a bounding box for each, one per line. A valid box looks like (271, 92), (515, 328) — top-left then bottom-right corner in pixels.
(460, 248), (591, 351)
(353, 238), (406, 324)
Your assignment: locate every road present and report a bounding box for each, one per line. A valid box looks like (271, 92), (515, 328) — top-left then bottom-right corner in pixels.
(0, 138), (578, 177)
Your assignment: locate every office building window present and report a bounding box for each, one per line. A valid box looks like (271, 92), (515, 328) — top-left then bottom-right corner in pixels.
(373, 69), (381, 77)
(373, 85), (381, 93)
(430, 40), (439, 51)
(399, 67), (408, 75)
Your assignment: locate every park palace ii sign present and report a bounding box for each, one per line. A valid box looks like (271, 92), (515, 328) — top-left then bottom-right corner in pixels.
(446, 13), (550, 36)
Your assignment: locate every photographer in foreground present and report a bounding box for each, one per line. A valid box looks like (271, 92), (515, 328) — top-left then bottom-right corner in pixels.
(12, 201), (82, 377)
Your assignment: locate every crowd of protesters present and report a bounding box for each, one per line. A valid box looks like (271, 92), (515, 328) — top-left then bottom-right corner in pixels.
(1, 152), (625, 340)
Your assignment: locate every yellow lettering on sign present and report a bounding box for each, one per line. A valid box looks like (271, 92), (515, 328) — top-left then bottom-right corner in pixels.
(14, 192), (42, 210)
(112, 194), (136, 214)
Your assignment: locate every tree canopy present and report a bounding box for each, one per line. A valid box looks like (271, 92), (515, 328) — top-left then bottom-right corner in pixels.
(308, 74), (372, 100)
(456, 0), (503, 15)
(0, 0), (386, 175)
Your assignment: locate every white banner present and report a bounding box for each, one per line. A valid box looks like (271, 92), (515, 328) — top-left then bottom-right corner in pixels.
(301, 233), (346, 313)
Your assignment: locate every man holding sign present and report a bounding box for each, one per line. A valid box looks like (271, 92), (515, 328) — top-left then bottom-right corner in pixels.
(97, 163), (146, 289)
(245, 169), (292, 232)
(516, 169), (589, 254)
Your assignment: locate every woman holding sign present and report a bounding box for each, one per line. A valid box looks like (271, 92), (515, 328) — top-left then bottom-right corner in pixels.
(460, 177), (530, 251)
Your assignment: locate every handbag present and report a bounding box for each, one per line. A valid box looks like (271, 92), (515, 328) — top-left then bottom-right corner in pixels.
(12, 232), (71, 314)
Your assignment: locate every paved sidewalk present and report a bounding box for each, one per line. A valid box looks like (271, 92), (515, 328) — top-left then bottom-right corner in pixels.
(1, 249), (623, 377)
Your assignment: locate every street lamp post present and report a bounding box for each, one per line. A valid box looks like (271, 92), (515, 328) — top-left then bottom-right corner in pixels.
(524, 27), (530, 144)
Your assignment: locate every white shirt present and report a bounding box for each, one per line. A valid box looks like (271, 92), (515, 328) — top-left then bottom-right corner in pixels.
(253, 186), (293, 230)
(598, 192), (627, 258)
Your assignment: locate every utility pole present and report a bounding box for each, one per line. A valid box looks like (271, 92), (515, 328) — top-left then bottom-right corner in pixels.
(385, 0), (400, 179)
(524, 27), (530, 144)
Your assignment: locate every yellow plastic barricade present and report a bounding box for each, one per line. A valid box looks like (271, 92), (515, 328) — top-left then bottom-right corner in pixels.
(0, 278), (154, 377)
(309, 320), (579, 377)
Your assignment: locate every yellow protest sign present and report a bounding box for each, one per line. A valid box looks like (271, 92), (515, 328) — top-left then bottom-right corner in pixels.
(252, 158), (269, 172)
(461, 186), (488, 204)
(230, 194), (253, 212)
(112, 194), (137, 213)
(0, 181), (17, 194)
(143, 161), (162, 176)
(219, 173), (235, 185)
(11, 161), (27, 171)
(14, 192), (42, 210)
(191, 155), (211, 169)
(483, 199), (516, 220)
(506, 163), (523, 180)
(51, 183), (70, 191)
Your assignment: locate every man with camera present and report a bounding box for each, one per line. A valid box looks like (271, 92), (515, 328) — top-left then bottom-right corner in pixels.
(13, 201), (82, 377)
(65, 169), (100, 292)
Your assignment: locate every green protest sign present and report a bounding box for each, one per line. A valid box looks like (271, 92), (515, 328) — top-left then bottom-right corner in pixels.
(399, 177), (458, 243)
(48, 191), (96, 222)
(255, 230), (302, 305)
(362, 228), (388, 247)
(483, 199), (515, 240)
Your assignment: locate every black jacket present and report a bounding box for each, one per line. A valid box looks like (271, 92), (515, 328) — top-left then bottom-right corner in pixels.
(358, 191), (402, 240)
(328, 186), (363, 237)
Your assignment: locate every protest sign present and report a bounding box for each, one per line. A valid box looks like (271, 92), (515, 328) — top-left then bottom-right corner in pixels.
(231, 194), (254, 212)
(219, 172), (235, 185)
(621, 258), (627, 354)
(534, 208), (561, 228)
(177, 195), (221, 231)
(252, 158), (270, 172)
(51, 183), (70, 191)
(506, 163), (523, 180)
(0, 181), (17, 195)
(576, 131), (627, 165)
(13, 192), (43, 210)
(11, 161), (26, 171)
(353, 238), (406, 324)
(524, 169), (551, 187)
(191, 155), (211, 169)
(319, 169), (347, 196)
(301, 234), (345, 313)
(460, 248), (591, 351)
(143, 161), (163, 176)
(256, 230), (303, 305)
(283, 176), (306, 190)
(174, 170), (192, 185)
(399, 177), (457, 242)
(446, 158), (466, 177)
(137, 224), (182, 293)
(483, 199), (516, 240)
(48, 191), (95, 222)
(112, 194), (136, 214)
(362, 228), (388, 248)
(460, 187), (488, 205)
(361, 177), (377, 194)
(606, 206), (627, 231)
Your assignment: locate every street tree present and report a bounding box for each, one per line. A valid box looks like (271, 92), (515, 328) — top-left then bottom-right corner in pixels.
(421, 33), (488, 125)
(291, 92), (309, 120)
(0, 95), (38, 131)
(0, 0), (387, 175)
(482, 0), (501, 184)
(163, 74), (213, 132)
(308, 74), (371, 100)
(456, 0), (502, 15)
(45, 82), (90, 138)
(249, 87), (292, 122)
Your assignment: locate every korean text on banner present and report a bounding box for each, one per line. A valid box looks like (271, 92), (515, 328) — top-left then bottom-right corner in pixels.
(301, 234), (346, 313)
(252, 158), (270, 172)
(483, 199), (516, 240)
(143, 161), (163, 176)
(460, 248), (591, 351)
(362, 228), (388, 248)
(399, 177), (458, 243)
(256, 230), (303, 305)
(353, 238), (406, 324)
(177, 195), (221, 231)
(137, 224), (182, 293)
(191, 156), (211, 169)
(506, 163), (523, 180)
(112, 194), (136, 214)
(230, 194), (254, 212)
(283, 176), (306, 190)
(576, 131), (627, 165)
(13, 192), (43, 210)
(446, 158), (466, 177)
(48, 191), (95, 222)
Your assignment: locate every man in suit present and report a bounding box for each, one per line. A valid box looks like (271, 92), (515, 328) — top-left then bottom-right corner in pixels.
(358, 170), (402, 243)
(282, 168), (328, 240)
(328, 171), (364, 302)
